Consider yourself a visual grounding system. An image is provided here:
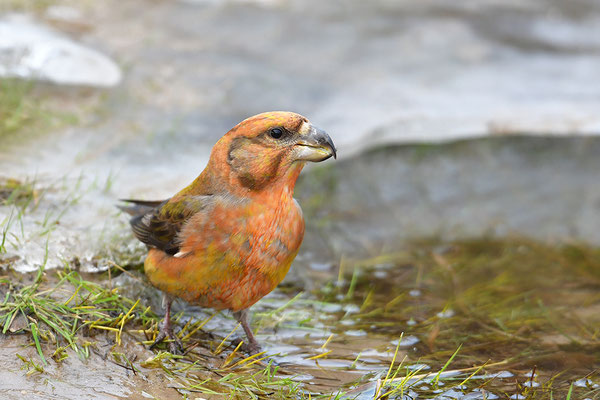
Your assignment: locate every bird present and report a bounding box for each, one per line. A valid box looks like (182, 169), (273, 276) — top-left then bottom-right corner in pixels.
(119, 111), (336, 354)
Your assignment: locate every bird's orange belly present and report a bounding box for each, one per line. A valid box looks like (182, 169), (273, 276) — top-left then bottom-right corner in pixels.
(144, 200), (305, 311)
(144, 248), (298, 311)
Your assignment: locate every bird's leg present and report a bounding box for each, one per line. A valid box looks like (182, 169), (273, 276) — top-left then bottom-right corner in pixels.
(150, 295), (183, 354)
(233, 308), (261, 354)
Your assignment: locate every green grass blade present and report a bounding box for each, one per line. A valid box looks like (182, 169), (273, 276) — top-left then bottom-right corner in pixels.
(434, 344), (462, 385)
(566, 382), (574, 400)
(29, 322), (47, 365)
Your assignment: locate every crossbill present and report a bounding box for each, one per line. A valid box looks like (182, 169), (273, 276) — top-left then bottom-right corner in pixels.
(120, 111), (336, 353)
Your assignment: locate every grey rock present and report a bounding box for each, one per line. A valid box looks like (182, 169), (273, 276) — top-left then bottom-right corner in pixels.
(0, 14), (121, 87)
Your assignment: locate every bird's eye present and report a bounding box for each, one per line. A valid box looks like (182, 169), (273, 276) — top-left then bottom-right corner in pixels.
(270, 128), (283, 139)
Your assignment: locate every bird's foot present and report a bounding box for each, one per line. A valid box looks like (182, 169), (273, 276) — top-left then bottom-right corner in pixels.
(232, 309), (263, 355)
(231, 337), (262, 355)
(246, 342), (262, 356)
(150, 320), (183, 354)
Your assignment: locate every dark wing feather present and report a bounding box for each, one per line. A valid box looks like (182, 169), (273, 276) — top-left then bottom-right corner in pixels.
(118, 199), (167, 216)
(120, 196), (211, 255)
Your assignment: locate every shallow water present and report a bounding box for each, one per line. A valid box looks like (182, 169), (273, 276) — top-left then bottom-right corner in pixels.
(3, 237), (599, 399)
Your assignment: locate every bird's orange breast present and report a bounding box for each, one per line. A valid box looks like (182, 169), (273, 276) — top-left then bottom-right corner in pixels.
(144, 191), (305, 311)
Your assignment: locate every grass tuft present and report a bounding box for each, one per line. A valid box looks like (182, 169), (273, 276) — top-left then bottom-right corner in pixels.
(0, 265), (157, 360)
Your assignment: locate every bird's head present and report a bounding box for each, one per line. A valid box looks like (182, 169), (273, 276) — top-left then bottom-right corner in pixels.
(205, 111), (336, 193)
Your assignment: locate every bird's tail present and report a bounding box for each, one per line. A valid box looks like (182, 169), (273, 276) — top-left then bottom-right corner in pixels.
(117, 199), (166, 217)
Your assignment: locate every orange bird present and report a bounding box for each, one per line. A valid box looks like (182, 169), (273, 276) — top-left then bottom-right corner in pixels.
(120, 111), (336, 353)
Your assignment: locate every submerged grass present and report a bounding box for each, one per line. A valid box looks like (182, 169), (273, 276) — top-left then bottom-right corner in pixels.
(328, 237), (600, 399)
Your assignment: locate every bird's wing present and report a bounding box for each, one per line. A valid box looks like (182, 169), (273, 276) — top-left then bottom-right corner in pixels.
(128, 196), (212, 255)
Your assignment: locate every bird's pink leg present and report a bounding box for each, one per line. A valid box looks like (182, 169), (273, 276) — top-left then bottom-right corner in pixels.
(233, 309), (261, 354)
(150, 295), (183, 354)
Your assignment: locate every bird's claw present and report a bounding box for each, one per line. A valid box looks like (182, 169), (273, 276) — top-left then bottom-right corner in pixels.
(150, 320), (183, 354)
(247, 342), (262, 356)
(231, 337), (262, 355)
(167, 338), (184, 355)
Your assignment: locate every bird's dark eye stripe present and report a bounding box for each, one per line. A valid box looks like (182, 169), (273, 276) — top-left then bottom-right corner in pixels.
(270, 128), (284, 139)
